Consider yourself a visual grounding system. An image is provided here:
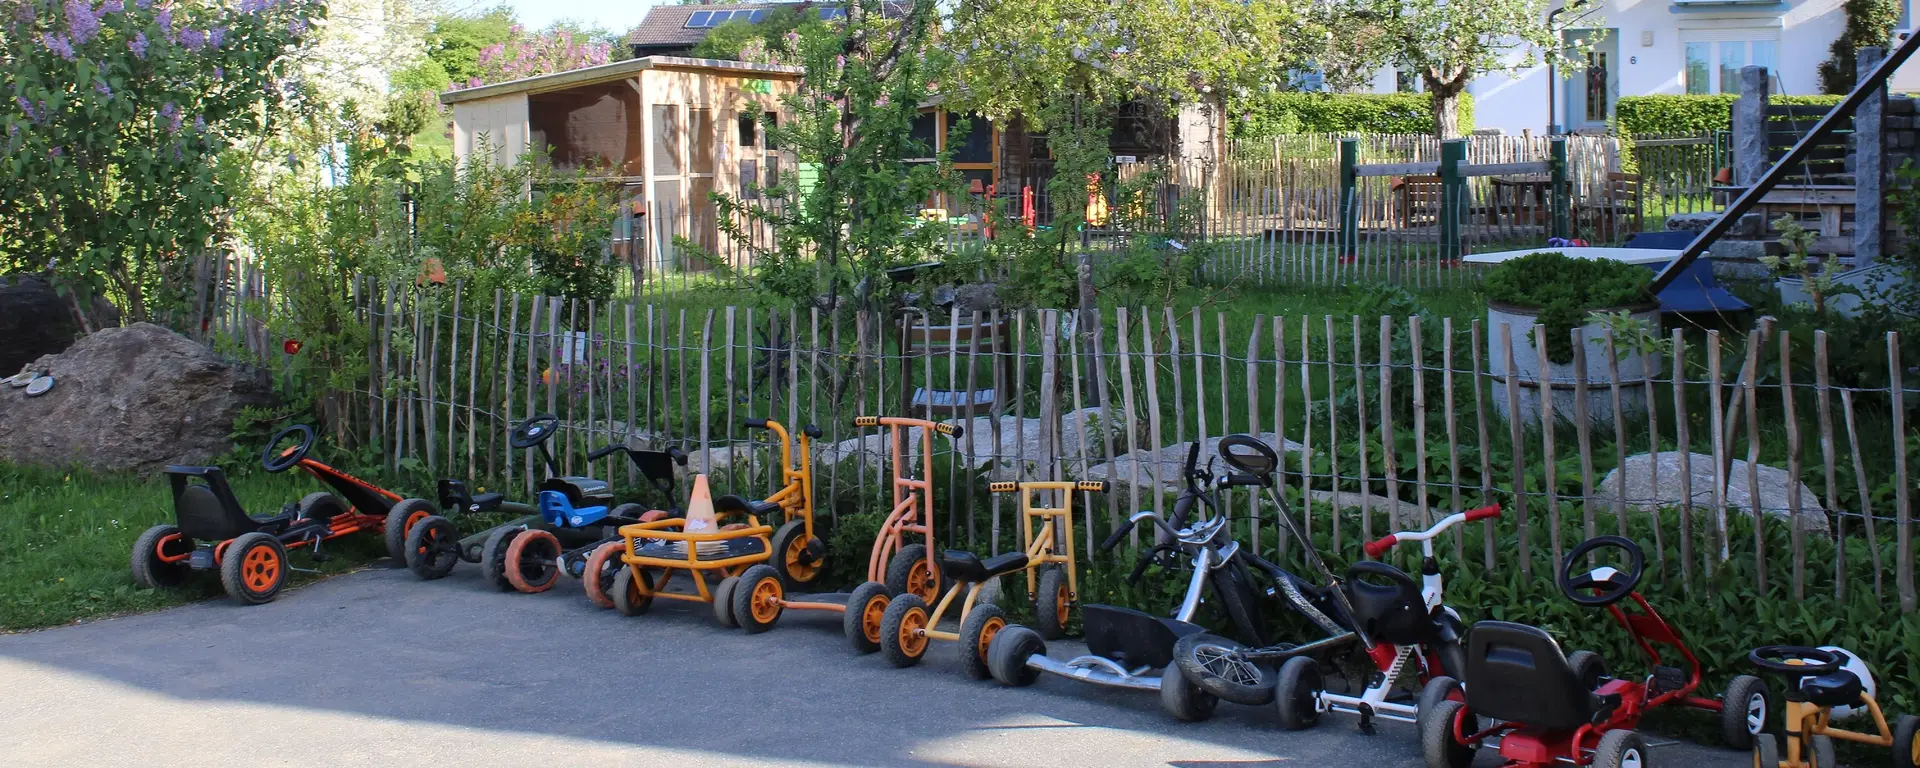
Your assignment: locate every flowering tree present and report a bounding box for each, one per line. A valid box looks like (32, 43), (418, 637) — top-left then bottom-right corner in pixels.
(460, 24), (610, 88)
(1, 0), (322, 324)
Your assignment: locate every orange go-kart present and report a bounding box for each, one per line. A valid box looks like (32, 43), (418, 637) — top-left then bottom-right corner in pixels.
(130, 425), (409, 605)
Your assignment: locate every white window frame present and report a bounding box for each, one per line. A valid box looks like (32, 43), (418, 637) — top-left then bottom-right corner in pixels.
(1681, 27), (1782, 94)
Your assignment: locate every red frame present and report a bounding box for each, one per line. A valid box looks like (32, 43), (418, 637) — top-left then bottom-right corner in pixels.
(1453, 590), (1723, 766)
(156, 455), (401, 567)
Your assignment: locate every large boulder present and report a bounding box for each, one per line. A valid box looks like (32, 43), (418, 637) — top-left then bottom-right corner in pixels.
(1591, 451), (1829, 533)
(0, 274), (119, 376)
(0, 323), (274, 475)
(1084, 433), (1304, 501)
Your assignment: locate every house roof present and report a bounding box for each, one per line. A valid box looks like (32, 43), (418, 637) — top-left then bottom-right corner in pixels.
(439, 56), (801, 105)
(624, 2), (912, 50)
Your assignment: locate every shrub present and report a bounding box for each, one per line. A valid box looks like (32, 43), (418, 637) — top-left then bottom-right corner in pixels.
(1232, 92), (1475, 138)
(1616, 94), (1846, 137)
(1484, 251), (1654, 363)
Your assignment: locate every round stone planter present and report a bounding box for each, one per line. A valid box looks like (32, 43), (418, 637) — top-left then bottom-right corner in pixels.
(1486, 301), (1663, 425)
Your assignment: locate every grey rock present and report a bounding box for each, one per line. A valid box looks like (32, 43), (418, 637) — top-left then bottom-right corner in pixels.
(950, 282), (1000, 313)
(0, 323), (273, 475)
(0, 273), (120, 376)
(1666, 212), (1763, 239)
(1304, 490), (1430, 530)
(1084, 433), (1304, 500)
(1590, 451), (1829, 533)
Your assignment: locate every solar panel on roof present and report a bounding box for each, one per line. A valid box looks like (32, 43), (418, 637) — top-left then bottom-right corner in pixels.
(748, 9), (766, 21)
(818, 7), (844, 19)
(686, 10), (712, 27)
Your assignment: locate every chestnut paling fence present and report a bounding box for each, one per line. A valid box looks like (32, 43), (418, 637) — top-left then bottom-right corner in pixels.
(201, 271), (1920, 611)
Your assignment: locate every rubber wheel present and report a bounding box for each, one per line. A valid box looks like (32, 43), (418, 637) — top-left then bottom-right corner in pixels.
(611, 567), (654, 616)
(1174, 632), (1272, 706)
(297, 491), (346, 521)
(880, 593), (930, 668)
(770, 520), (823, 586)
(1568, 650), (1611, 690)
(1033, 566), (1071, 640)
(988, 625), (1045, 687)
(712, 576), (741, 628)
(1592, 729), (1648, 768)
(1415, 676), (1465, 737)
(844, 581), (891, 653)
(1273, 656), (1322, 730)
(131, 524), (193, 589)
(957, 604), (1008, 680)
(1809, 734), (1836, 768)
(1421, 699), (1477, 768)
(479, 527), (522, 592)
(219, 532), (287, 605)
(1752, 733), (1780, 768)
(581, 541), (625, 608)
(734, 564), (786, 633)
(886, 543), (937, 602)
(1893, 714), (1920, 768)
(1721, 674), (1770, 750)
(503, 529), (562, 593)
(1159, 661), (1218, 722)
(404, 515), (461, 580)
(384, 498), (438, 565)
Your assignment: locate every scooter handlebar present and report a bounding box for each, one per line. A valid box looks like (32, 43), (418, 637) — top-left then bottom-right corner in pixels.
(1369, 504), (1503, 557)
(1100, 520), (1136, 552)
(743, 417), (770, 429)
(1465, 504), (1502, 523)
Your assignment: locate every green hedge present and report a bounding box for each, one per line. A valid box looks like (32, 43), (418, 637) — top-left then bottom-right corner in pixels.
(1233, 92), (1475, 138)
(1616, 94), (1846, 137)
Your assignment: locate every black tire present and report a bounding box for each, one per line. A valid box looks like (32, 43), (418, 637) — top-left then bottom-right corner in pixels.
(957, 604), (1008, 680)
(219, 532), (287, 605)
(479, 527), (521, 592)
(611, 567), (653, 616)
(1214, 561), (1267, 645)
(1893, 714), (1920, 768)
(733, 564), (785, 633)
(885, 543), (934, 601)
(712, 576), (741, 628)
(988, 625), (1045, 687)
(1420, 699), (1477, 768)
(1809, 734), (1835, 768)
(131, 524), (192, 589)
(1591, 729), (1648, 768)
(844, 581), (891, 654)
(403, 515), (461, 580)
(1273, 656), (1322, 730)
(1751, 734), (1780, 768)
(879, 593), (930, 668)
(1174, 632), (1273, 706)
(1721, 674), (1770, 750)
(1159, 661), (1218, 722)
(1033, 567), (1071, 640)
(384, 498), (438, 565)
(770, 520), (823, 587)
(297, 491), (346, 521)
(1567, 650), (1611, 690)
(1414, 676), (1464, 737)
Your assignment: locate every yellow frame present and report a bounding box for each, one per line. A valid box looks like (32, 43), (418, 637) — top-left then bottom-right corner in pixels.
(989, 480), (1105, 612)
(1765, 693), (1912, 768)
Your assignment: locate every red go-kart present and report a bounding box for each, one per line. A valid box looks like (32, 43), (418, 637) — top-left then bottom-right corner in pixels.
(1421, 535), (1767, 768)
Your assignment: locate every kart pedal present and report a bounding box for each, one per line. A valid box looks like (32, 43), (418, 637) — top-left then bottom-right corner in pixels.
(1650, 665), (1686, 696)
(1355, 704), (1376, 735)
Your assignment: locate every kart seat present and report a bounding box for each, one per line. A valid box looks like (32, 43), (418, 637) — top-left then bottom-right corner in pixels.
(168, 466), (292, 542)
(713, 494), (781, 519)
(1344, 561), (1433, 647)
(1800, 671), (1864, 709)
(1464, 621), (1619, 732)
(470, 491), (505, 510)
(938, 550), (1029, 585)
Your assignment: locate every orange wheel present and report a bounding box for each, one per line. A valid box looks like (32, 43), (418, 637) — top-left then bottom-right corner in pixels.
(384, 498), (438, 564)
(959, 604), (1007, 679)
(771, 520), (821, 585)
(907, 559), (937, 603)
(843, 581), (891, 653)
(219, 532), (286, 605)
(732, 564), (785, 633)
(504, 529), (562, 593)
(581, 541), (624, 608)
(880, 593), (930, 667)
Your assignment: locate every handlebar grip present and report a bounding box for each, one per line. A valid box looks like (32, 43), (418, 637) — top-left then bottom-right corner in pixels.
(803, 424), (823, 439)
(1100, 521), (1136, 552)
(1225, 472), (1269, 488)
(743, 417), (769, 430)
(1466, 504), (1502, 522)
(1075, 480), (1109, 493)
(666, 447), (689, 465)
(1363, 534), (1399, 559)
(1127, 554), (1152, 585)
(587, 445), (623, 461)
(988, 481), (1018, 493)
(936, 422), (964, 438)
(853, 416), (879, 427)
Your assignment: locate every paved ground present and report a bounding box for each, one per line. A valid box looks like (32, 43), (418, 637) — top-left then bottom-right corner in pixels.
(0, 566), (1754, 767)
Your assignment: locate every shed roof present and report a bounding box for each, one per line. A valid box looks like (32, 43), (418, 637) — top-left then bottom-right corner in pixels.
(439, 56), (801, 105)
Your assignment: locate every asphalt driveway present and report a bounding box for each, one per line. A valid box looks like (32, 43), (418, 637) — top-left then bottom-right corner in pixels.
(0, 566), (1753, 767)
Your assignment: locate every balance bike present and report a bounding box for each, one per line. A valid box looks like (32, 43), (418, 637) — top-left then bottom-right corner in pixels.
(728, 415), (964, 650)
(1420, 535), (1769, 768)
(1748, 645), (1920, 768)
(131, 425), (409, 605)
(992, 479), (1109, 639)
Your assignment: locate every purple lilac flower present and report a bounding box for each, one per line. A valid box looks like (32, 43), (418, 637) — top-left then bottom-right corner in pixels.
(159, 101), (180, 132)
(135, 0), (149, 7)
(94, 80), (110, 96)
(287, 17), (305, 35)
(65, 0), (100, 43)
(193, 114), (205, 132)
(155, 7), (170, 35)
(129, 31), (147, 58)
(178, 27), (204, 50)
(41, 33), (76, 60)
(102, 0), (122, 13)
(50, 146), (63, 156)
(12, 2), (33, 23)
(212, 66), (223, 80)
(208, 26), (224, 47)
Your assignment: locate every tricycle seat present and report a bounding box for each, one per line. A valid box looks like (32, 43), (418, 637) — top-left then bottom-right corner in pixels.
(1464, 620), (1613, 732)
(1800, 671), (1864, 709)
(713, 494), (780, 519)
(938, 549), (1028, 585)
(470, 491), (506, 511)
(1082, 604), (1202, 670)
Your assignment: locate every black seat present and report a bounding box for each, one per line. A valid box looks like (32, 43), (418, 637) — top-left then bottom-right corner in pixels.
(169, 466), (290, 541)
(540, 476), (613, 506)
(711, 494), (779, 519)
(1344, 561), (1434, 647)
(1083, 604), (1201, 669)
(1464, 621), (1617, 732)
(1800, 671), (1864, 708)
(470, 492), (505, 511)
(938, 550), (1029, 584)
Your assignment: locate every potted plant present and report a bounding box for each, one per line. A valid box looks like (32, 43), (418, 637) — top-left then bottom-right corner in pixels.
(1484, 251), (1661, 424)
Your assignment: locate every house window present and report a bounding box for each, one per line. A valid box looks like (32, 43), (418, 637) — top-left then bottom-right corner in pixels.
(763, 111), (779, 150)
(737, 113), (757, 147)
(1585, 50), (1610, 122)
(740, 159), (758, 199)
(1395, 69), (1420, 93)
(1683, 34), (1779, 94)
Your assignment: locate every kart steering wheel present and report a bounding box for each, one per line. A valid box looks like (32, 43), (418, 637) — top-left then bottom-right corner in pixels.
(509, 414), (562, 449)
(1218, 434), (1278, 478)
(262, 424), (316, 473)
(1748, 645), (1844, 677)
(1559, 536), (1645, 607)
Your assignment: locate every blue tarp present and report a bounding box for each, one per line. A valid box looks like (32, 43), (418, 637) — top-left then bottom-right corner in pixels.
(1624, 231), (1751, 313)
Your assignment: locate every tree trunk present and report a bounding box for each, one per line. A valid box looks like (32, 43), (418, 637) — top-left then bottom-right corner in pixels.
(1424, 72), (1469, 140)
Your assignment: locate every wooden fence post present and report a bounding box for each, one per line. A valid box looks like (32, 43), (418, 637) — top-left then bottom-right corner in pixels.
(1549, 136), (1570, 241)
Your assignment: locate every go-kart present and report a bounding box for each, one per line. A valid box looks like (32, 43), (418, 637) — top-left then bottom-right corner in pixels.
(1420, 535), (1768, 768)
(130, 425), (409, 605)
(397, 414), (686, 607)
(1747, 645), (1920, 768)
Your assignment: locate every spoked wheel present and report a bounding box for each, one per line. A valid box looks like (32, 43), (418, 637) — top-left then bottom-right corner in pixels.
(611, 567), (654, 616)
(885, 543), (938, 603)
(1421, 699), (1478, 768)
(131, 524), (194, 589)
(988, 625), (1045, 687)
(1159, 661), (1218, 722)
(770, 520), (823, 587)
(880, 593), (931, 667)
(479, 527), (522, 592)
(733, 564), (786, 633)
(404, 515), (462, 580)
(1033, 567), (1071, 640)
(1721, 674), (1770, 750)
(581, 541), (625, 608)
(219, 532), (287, 605)
(1592, 729), (1648, 768)
(957, 604), (1008, 680)
(503, 529), (562, 593)
(844, 581), (891, 654)
(1173, 632), (1272, 706)
(384, 498), (438, 565)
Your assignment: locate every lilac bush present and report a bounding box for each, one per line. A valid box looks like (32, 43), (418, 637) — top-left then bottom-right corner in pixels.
(455, 24), (610, 89)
